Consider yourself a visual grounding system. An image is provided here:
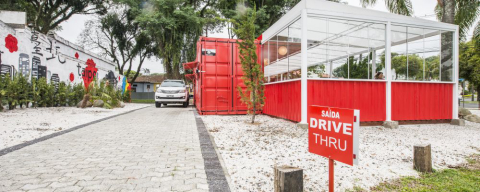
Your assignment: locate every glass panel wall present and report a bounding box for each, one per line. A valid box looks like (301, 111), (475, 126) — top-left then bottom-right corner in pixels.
(390, 25), (453, 82)
(264, 19), (302, 83)
(306, 17), (386, 80)
(263, 15), (455, 83)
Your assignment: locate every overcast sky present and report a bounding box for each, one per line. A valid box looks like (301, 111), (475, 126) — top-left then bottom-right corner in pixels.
(57, 0), (477, 74)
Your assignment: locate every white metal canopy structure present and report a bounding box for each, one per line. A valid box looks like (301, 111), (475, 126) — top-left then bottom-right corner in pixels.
(261, 0), (459, 124)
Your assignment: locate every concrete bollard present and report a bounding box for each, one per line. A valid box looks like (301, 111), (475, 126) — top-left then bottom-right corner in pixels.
(414, 144), (432, 173)
(274, 166), (303, 192)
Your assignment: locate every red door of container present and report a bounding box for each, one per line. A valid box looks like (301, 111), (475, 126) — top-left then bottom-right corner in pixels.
(200, 39), (232, 112)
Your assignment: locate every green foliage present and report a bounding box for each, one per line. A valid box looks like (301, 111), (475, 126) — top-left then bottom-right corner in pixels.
(233, 7), (265, 123)
(123, 90), (131, 103)
(218, 0), (301, 38)
(131, 99), (155, 103)
(86, 79), (124, 109)
(57, 82), (68, 107)
(16, 74), (29, 108)
(0, 74), (6, 111)
(123, 70), (141, 79)
(0, 0), (108, 33)
(372, 166), (480, 191)
(71, 83), (85, 106)
(460, 39), (480, 101)
(136, 0), (208, 79)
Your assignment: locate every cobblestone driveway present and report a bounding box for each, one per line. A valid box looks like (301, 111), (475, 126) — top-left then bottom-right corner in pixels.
(0, 106), (209, 191)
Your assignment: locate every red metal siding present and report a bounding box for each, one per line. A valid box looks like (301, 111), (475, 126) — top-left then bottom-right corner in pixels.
(308, 80), (386, 122)
(191, 37), (261, 115)
(392, 82), (453, 121)
(263, 80), (302, 122)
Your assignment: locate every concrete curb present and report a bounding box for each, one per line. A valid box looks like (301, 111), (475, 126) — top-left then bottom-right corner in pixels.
(0, 105), (150, 157)
(193, 109), (231, 192)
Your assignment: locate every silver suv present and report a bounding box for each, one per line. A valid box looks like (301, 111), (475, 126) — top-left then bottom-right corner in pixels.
(155, 80), (189, 108)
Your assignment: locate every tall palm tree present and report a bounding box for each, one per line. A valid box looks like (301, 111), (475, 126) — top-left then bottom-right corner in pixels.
(361, 0), (479, 81)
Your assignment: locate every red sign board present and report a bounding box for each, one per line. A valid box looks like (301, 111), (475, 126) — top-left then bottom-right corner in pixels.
(308, 105), (359, 166)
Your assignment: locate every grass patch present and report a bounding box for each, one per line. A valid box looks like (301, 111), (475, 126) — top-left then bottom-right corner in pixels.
(366, 154), (480, 192)
(131, 99), (155, 103)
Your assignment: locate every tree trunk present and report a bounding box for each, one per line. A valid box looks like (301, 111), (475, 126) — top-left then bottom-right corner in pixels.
(440, 0), (455, 81)
(165, 57), (174, 79)
(477, 86), (480, 102)
(252, 90), (256, 124)
(472, 83), (475, 101)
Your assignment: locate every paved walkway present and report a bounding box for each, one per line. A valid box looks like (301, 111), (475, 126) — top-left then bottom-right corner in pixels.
(0, 106), (211, 191)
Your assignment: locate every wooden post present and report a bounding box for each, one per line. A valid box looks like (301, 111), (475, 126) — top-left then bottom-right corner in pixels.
(414, 144), (432, 173)
(274, 166), (303, 192)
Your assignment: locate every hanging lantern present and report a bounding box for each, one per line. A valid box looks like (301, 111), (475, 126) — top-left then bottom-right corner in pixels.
(278, 46), (288, 56)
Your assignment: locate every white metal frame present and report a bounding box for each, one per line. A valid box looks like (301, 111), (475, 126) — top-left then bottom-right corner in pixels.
(261, 0), (460, 123)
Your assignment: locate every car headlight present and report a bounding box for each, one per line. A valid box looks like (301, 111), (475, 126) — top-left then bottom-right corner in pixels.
(179, 89), (186, 93)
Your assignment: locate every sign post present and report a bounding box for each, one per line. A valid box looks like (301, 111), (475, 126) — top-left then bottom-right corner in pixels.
(308, 106), (360, 192)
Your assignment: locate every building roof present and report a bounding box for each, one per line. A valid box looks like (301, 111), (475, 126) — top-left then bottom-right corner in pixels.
(130, 75), (166, 84)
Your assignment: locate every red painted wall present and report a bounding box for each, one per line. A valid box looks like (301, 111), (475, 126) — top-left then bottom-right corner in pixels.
(308, 80), (386, 122)
(392, 82), (453, 121)
(263, 80), (386, 122)
(263, 80), (302, 122)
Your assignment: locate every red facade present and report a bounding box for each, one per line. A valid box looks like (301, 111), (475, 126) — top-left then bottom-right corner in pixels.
(189, 37), (455, 123)
(308, 80), (386, 122)
(187, 37), (261, 115)
(264, 80), (302, 122)
(392, 82), (453, 121)
(264, 80), (386, 122)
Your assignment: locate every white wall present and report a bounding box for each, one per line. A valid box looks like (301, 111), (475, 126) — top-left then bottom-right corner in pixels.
(0, 20), (124, 89)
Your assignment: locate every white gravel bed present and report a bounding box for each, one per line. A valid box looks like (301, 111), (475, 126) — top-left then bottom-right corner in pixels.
(0, 103), (150, 149)
(201, 115), (480, 192)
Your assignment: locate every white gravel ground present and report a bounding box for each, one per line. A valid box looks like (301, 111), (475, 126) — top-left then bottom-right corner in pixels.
(0, 103), (149, 149)
(201, 114), (480, 192)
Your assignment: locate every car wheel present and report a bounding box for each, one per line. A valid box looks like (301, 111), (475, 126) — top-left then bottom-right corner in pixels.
(163, 103), (167, 107)
(183, 102), (188, 108)
(155, 102), (161, 108)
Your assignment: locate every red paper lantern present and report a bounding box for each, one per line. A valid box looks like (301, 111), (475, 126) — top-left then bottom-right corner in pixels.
(5, 34), (18, 53)
(75, 52), (79, 59)
(69, 73), (75, 82)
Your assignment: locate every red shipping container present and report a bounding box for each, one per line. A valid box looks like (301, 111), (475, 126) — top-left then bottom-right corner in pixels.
(183, 37), (262, 115)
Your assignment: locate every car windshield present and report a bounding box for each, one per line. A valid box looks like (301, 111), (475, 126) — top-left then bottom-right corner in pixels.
(161, 81), (184, 87)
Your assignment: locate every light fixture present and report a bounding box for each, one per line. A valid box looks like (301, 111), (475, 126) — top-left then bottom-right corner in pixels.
(278, 46), (288, 56)
(264, 58), (269, 65)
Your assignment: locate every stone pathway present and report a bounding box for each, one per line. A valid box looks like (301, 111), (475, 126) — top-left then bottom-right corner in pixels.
(0, 106), (214, 191)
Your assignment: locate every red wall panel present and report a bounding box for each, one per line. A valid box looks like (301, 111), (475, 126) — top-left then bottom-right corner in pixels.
(308, 80), (386, 122)
(392, 82), (453, 121)
(263, 80), (301, 122)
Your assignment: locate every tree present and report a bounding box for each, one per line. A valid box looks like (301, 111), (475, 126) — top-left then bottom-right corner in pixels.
(233, 7), (264, 124)
(217, 0), (301, 38)
(459, 40), (480, 101)
(136, 0), (216, 79)
(80, 2), (156, 84)
(0, 0), (108, 33)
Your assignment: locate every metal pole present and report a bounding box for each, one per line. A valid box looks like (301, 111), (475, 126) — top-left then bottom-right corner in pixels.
(300, 9), (308, 124)
(385, 22), (392, 121)
(329, 158), (334, 192)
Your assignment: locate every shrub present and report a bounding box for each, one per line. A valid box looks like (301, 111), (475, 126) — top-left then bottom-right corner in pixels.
(0, 74), (7, 111)
(57, 82), (68, 106)
(17, 74), (29, 108)
(5, 74), (19, 110)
